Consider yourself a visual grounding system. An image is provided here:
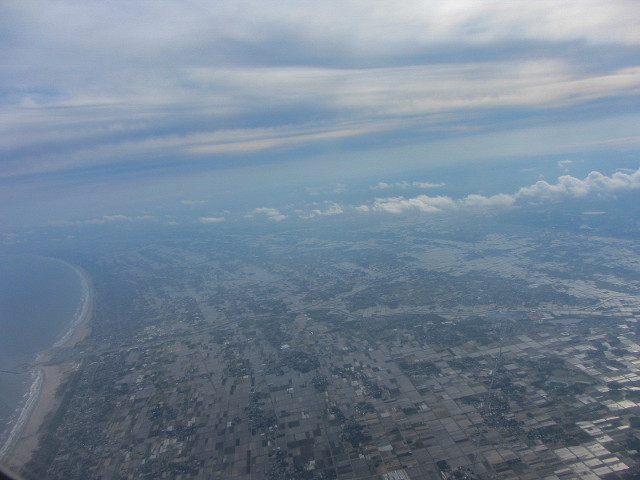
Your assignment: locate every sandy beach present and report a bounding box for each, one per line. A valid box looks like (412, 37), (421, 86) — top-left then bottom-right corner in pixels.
(0, 262), (93, 472)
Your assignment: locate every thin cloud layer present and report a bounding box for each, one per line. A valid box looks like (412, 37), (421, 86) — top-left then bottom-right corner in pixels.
(1, 0), (639, 184)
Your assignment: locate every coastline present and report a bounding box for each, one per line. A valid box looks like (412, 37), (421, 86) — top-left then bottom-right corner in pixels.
(0, 261), (93, 472)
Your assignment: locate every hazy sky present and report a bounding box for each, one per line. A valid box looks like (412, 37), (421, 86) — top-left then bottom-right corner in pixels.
(1, 0), (639, 227)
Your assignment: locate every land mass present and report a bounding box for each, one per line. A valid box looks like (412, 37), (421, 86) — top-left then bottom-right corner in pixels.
(9, 211), (640, 479)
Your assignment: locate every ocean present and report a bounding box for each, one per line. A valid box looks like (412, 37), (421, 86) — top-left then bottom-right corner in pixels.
(0, 255), (83, 427)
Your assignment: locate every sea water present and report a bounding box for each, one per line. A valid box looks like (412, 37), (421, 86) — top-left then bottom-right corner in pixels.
(0, 255), (82, 427)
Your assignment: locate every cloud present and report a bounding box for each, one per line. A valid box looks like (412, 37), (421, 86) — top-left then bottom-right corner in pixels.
(247, 207), (287, 221)
(102, 214), (132, 222)
(184, 61), (640, 121)
(371, 180), (444, 189)
(83, 214), (155, 224)
(413, 181), (445, 189)
(297, 202), (344, 218)
(362, 168), (640, 214)
(187, 125), (382, 155)
(516, 169), (640, 201)
(1, 1), (639, 183)
(197, 216), (225, 224)
(557, 159), (573, 172)
(557, 159), (573, 168)
(459, 193), (516, 208)
(2, 0), (640, 229)
(371, 195), (457, 213)
(305, 184), (349, 196)
(85, 214), (131, 224)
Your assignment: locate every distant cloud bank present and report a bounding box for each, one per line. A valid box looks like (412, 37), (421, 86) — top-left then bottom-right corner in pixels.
(84, 214), (154, 224)
(42, 167), (640, 228)
(371, 181), (445, 190)
(197, 216), (225, 224)
(296, 202), (344, 219)
(516, 169), (640, 201)
(247, 207), (287, 222)
(359, 168), (640, 214)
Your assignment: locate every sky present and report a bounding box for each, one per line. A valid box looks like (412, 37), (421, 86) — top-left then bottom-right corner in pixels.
(1, 0), (640, 229)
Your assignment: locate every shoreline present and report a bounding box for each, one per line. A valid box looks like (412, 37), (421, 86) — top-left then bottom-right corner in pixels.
(0, 260), (93, 471)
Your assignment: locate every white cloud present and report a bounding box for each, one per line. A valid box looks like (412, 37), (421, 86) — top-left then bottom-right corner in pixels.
(517, 169), (640, 201)
(185, 62), (640, 121)
(371, 195), (457, 213)
(460, 193), (516, 208)
(413, 181), (445, 189)
(248, 207), (287, 221)
(85, 214), (131, 224)
(197, 216), (225, 224)
(557, 159), (573, 169)
(297, 202), (344, 218)
(187, 125), (380, 155)
(82, 214), (157, 224)
(2, 2), (639, 179)
(2, 0), (640, 225)
(372, 180), (445, 189)
(304, 184), (349, 196)
(102, 214), (131, 222)
(362, 168), (640, 214)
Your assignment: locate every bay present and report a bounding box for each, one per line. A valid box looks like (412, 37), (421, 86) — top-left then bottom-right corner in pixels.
(0, 255), (82, 426)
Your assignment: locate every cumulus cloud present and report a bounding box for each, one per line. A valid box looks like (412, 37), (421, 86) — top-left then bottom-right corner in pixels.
(371, 181), (445, 190)
(84, 214), (131, 224)
(460, 193), (516, 208)
(297, 202), (344, 218)
(557, 159), (573, 168)
(516, 169), (640, 201)
(362, 168), (640, 214)
(413, 181), (446, 189)
(247, 207), (287, 221)
(101, 214), (131, 222)
(371, 195), (457, 213)
(83, 214), (154, 224)
(197, 216), (225, 224)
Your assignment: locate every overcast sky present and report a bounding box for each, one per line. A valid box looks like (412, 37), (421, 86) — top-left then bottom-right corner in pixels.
(1, 0), (639, 227)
